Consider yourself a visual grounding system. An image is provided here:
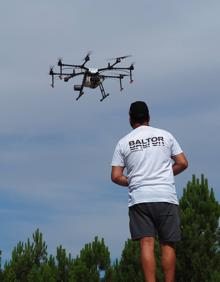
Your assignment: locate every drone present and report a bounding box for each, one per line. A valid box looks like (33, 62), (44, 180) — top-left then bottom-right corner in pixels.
(49, 52), (134, 102)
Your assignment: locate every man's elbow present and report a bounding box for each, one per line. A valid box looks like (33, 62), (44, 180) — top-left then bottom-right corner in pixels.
(182, 159), (189, 170)
(111, 173), (120, 184)
(111, 174), (117, 184)
(179, 159), (188, 173)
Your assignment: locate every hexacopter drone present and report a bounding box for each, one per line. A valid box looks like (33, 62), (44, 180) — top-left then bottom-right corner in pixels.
(49, 52), (134, 101)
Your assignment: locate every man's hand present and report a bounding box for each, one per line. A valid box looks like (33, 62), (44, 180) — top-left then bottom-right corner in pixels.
(172, 153), (188, 176)
(111, 166), (129, 187)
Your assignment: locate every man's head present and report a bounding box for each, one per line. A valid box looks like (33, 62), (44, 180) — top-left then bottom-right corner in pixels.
(129, 101), (150, 128)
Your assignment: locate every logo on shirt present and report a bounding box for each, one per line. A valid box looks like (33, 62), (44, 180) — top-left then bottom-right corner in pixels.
(129, 136), (165, 152)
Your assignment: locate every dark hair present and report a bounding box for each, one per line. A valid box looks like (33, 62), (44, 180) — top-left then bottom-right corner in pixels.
(129, 101), (150, 125)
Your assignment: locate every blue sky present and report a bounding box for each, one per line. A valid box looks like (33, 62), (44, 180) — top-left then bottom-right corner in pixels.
(0, 0), (220, 262)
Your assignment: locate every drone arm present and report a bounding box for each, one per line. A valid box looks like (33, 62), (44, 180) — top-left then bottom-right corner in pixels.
(109, 59), (121, 68)
(59, 64), (62, 77)
(49, 69), (55, 87)
(119, 75), (123, 91)
(51, 73), (54, 88)
(107, 66), (134, 83)
(110, 67), (130, 71)
(101, 74), (126, 91)
(101, 74), (126, 79)
(82, 52), (92, 67)
(64, 72), (85, 82)
(98, 60), (121, 72)
(76, 73), (87, 101)
(61, 63), (89, 71)
(129, 69), (133, 83)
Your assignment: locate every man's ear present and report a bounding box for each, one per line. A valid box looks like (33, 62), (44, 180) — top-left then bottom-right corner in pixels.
(129, 117), (134, 128)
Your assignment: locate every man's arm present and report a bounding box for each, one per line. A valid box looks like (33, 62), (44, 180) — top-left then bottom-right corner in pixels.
(111, 166), (129, 187)
(172, 153), (188, 176)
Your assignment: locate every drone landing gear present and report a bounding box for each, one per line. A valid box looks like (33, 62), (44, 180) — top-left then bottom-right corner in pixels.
(100, 93), (109, 102)
(75, 74), (87, 101)
(76, 91), (84, 101)
(99, 83), (109, 102)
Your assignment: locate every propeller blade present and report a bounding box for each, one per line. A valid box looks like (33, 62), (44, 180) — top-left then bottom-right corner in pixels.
(83, 51), (92, 62)
(58, 57), (63, 66)
(49, 66), (54, 75)
(108, 54), (132, 61)
(130, 63), (135, 70)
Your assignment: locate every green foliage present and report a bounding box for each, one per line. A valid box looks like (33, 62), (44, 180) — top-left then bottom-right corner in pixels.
(78, 236), (110, 271)
(104, 238), (163, 282)
(70, 236), (110, 282)
(0, 175), (219, 281)
(176, 174), (220, 282)
(117, 239), (144, 282)
(3, 228), (48, 281)
(2, 232), (110, 282)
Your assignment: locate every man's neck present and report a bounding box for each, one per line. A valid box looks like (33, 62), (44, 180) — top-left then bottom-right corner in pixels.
(133, 122), (148, 129)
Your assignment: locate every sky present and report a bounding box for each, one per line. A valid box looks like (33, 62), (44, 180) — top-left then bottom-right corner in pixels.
(0, 0), (220, 262)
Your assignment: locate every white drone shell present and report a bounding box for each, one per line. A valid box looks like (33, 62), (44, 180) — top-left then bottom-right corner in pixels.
(88, 68), (98, 74)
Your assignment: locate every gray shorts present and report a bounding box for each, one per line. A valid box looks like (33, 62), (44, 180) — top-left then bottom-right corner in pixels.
(129, 202), (181, 243)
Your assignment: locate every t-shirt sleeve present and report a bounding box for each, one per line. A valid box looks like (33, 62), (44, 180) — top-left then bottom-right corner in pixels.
(170, 134), (183, 156)
(111, 141), (125, 167)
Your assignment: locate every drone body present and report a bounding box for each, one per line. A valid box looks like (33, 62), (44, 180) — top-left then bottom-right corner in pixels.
(49, 53), (134, 102)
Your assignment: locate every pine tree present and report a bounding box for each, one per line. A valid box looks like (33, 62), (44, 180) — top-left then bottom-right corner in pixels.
(0, 251), (3, 281)
(56, 245), (73, 282)
(117, 239), (144, 282)
(176, 174), (220, 282)
(70, 236), (111, 282)
(1, 175), (219, 281)
(3, 229), (48, 281)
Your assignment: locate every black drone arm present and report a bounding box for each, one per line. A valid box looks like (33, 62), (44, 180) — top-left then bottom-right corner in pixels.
(99, 65), (134, 83)
(49, 68), (55, 88)
(63, 72), (85, 82)
(59, 63), (89, 72)
(49, 68), (85, 87)
(101, 74), (127, 79)
(98, 62), (121, 72)
(101, 74), (127, 91)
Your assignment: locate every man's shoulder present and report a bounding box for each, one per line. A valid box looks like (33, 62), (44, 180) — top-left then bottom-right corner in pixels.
(150, 126), (173, 136)
(136, 125), (173, 138)
(117, 126), (175, 144)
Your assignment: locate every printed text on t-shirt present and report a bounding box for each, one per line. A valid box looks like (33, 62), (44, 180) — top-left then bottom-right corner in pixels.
(129, 136), (165, 152)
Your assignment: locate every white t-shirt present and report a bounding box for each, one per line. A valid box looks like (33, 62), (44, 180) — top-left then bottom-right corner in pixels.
(111, 125), (183, 207)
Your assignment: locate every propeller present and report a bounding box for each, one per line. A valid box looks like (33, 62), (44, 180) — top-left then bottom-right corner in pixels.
(49, 66), (55, 87)
(57, 57), (63, 66)
(108, 55), (132, 61)
(49, 66), (54, 75)
(83, 51), (92, 62)
(130, 62), (135, 71)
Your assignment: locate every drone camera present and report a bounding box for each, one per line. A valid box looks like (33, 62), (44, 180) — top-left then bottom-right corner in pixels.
(74, 85), (81, 91)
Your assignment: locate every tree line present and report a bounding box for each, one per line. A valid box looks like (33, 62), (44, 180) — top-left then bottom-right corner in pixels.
(0, 175), (219, 281)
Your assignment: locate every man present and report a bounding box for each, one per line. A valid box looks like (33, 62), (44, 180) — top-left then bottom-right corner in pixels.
(111, 101), (188, 282)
